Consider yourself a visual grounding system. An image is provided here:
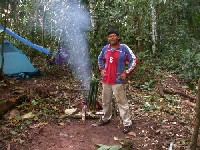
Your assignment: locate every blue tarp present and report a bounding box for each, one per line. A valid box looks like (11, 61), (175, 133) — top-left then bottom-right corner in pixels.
(0, 41), (38, 77)
(0, 25), (51, 54)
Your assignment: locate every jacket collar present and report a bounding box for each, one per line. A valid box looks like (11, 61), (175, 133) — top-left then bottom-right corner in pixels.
(108, 42), (120, 50)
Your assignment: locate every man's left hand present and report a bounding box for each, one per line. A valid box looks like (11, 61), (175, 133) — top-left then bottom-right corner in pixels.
(118, 72), (127, 80)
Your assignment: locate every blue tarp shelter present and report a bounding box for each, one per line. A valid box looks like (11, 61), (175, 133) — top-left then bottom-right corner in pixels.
(0, 41), (37, 77)
(0, 25), (51, 77)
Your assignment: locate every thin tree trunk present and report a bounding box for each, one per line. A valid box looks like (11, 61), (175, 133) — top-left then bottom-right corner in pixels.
(190, 78), (200, 150)
(89, 0), (96, 28)
(0, 3), (9, 80)
(42, 5), (47, 47)
(150, 0), (157, 54)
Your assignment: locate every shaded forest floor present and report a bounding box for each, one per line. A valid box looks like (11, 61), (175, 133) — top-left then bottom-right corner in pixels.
(0, 65), (198, 150)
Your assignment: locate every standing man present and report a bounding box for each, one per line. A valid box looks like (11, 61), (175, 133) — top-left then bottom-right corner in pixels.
(97, 28), (138, 134)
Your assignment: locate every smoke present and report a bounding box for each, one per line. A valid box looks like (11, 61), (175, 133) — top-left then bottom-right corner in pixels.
(46, 0), (92, 88)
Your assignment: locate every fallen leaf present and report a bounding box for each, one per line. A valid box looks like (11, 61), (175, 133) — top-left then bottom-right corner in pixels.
(8, 109), (20, 120)
(10, 130), (17, 135)
(9, 98), (17, 103)
(91, 123), (98, 127)
(114, 137), (120, 141)
(30, 122), (48, 128)
(22, 112), (36, 120)
(59, 122), (65, 126)
(64, 108), (77, 115)
(128, 131), (136, 137)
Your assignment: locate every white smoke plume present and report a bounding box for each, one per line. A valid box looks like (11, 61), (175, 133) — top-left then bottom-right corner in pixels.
(45, 0), (92, 88)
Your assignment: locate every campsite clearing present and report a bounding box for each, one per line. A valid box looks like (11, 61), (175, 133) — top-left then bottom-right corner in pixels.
(0, 64), (196, 150)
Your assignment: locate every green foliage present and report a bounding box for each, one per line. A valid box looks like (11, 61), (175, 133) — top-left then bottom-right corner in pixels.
(142, 101), (160, 111)
(164, 94), (179, 106)
(31, 99), (40, 106)
(133, 51), (160, 87)
(142, 94), (161, 112)
(140, 79), (155, 92)
(155, 0), (200, 86)
(156, 34), (200, 85)
(0, 0), (199, 87)
(0, 100), (5, 106)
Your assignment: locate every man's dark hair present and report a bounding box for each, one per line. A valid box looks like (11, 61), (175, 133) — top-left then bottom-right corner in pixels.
(107, 28), (119, 36)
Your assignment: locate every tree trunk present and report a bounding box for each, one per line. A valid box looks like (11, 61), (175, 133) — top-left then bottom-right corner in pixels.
(190, 78), (200, 150)
(0, 2), (9, 80)
(42, 5), (47, 48)
(150, 0), (157, 54)
(89, 0), (96, 28)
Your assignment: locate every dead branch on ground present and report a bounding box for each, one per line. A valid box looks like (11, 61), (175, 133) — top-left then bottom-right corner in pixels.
(159, 87), (196, 102)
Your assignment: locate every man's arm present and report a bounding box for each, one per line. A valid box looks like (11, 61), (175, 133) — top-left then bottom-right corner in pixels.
(124, 45), (138, 76)
(98, 49), (106, 76)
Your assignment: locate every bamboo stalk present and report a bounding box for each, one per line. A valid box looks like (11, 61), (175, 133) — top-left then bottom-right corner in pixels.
(87, 77), (100, 111)
(93, 82), (98, 111)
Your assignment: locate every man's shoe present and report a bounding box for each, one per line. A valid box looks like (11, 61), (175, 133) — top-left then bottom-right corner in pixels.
(123, 126), (131, 134)
(97, 119), (110, 126)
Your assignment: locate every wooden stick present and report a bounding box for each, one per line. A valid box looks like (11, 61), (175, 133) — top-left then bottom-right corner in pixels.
(63, 113), (100, 119)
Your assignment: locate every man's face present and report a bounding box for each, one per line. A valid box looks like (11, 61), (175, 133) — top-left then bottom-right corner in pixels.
(108, 33), (119, 45)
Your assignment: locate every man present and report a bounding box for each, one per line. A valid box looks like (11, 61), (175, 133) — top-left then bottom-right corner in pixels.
(97, 28), (138, 134)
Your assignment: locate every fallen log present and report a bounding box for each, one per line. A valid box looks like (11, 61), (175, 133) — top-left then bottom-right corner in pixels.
(0, 94), (28, 118)
(0, 85), (51, 118)
(159, 88), (196, 102)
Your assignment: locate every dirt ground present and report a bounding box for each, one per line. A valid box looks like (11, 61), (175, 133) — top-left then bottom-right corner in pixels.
(8, 117), (178, 150)
(0, 66), (198, 150)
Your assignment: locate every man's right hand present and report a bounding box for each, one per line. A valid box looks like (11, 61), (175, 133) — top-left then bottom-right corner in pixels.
(101, 69), (106, 76)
